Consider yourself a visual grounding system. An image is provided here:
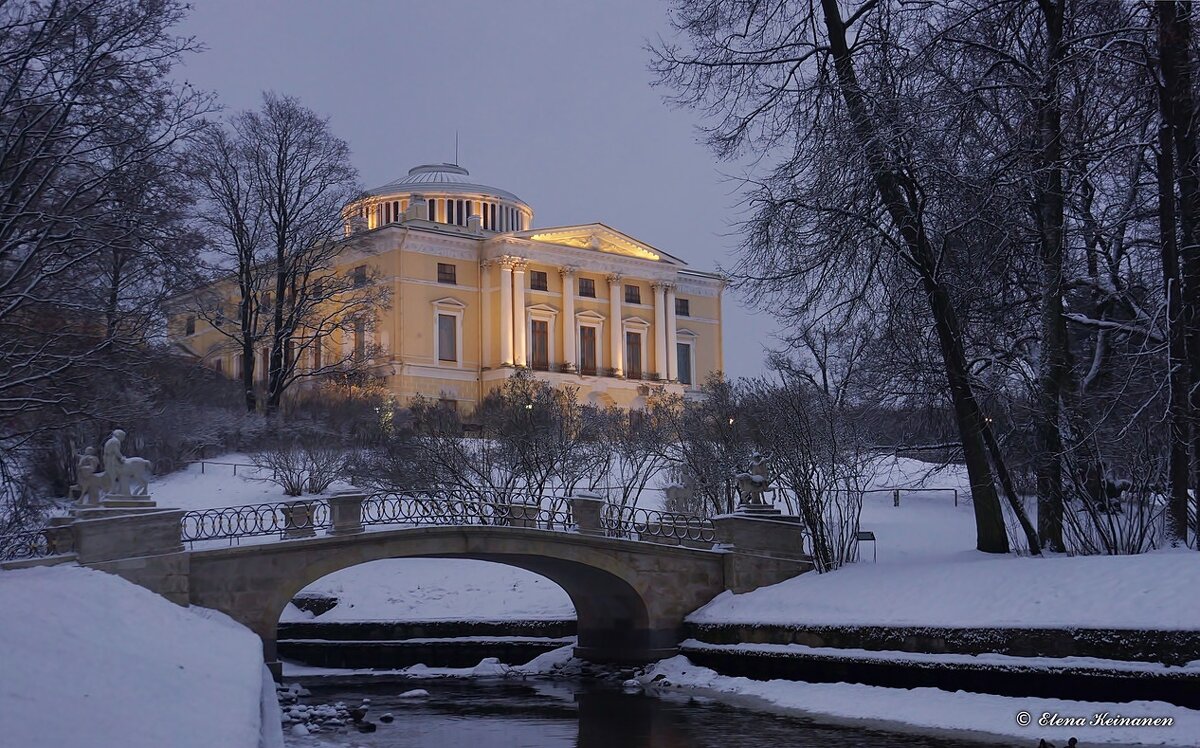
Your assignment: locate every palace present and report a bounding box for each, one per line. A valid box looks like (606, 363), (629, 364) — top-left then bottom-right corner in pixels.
(172, 163), (725, 410)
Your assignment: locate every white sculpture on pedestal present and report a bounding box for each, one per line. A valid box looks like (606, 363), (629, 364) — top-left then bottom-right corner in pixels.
(735, 451), (773, 508)
(88, 429), (154, 501)
(73, 447), (103, 505)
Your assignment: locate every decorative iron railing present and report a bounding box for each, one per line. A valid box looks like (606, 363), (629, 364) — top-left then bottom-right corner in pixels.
(361, 493), (574, 531)
(180, 500), (331, 543)
(601, 505), (716, 545)
(0, 528), (74, 562)
(179, 493), (713, 547)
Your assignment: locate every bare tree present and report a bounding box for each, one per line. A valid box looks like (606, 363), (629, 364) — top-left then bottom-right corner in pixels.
(0, 0), (210, 453)
(185, 93), (387, 412)
(652, 0), (1012, 551)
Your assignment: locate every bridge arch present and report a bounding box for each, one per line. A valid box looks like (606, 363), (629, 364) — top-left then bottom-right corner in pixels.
(186, 525), (728, 669)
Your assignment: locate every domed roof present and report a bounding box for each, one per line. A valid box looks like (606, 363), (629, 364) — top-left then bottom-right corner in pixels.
(368, 163), (526, 204)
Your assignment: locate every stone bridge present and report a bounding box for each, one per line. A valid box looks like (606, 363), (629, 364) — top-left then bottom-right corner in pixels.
(3, 493), (811, 674)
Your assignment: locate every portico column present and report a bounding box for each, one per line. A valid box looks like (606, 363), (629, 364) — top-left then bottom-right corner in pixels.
(665, 284), (678, 381)
(500, 259), (514, 366)
(560, 266), (577, 371)
(652, 282), (668, 380)
(607, 273), (623, 377)
(513, 261), (527, 367)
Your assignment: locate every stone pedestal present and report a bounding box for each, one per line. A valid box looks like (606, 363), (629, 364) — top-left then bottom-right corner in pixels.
(570, 493), (606, 536)
(509, 501), (541, 529)
(72, 509), (185, 564)
(101, 495), (157, 509)
(282, 501), (317, 539)
(735, 501), (782, 517)
(328, 492), (365, 535)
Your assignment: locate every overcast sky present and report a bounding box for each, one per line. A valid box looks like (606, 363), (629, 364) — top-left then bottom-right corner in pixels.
(178, 0), (778, 379)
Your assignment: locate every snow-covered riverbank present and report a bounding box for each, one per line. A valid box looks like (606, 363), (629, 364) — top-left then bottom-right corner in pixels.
(0, 565), (283, 748)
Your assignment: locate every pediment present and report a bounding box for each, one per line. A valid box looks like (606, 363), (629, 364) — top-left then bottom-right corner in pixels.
(431, 296), (467, 309)
(516, 223), (686, 265)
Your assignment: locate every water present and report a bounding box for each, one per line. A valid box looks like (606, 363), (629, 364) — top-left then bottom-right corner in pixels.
(281, 677), (1006, 748)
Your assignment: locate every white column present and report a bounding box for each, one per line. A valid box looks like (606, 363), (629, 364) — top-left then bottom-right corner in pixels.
(513, 261), (527, 367)
(481, 260), (492, 367)
(500, 260), (514, 366)
(607, 273), (623, 377)
(652, 282), (668, 380)
(560, 266), (577, 371)
(665, 284), (678, 381)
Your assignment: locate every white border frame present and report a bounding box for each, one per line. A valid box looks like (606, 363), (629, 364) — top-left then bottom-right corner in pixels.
(432, 297), (466, 367)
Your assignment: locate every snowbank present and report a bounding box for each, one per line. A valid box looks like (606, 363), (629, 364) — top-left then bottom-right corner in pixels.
(0, 565), (279, 748)
(644, 656), (1200, 746)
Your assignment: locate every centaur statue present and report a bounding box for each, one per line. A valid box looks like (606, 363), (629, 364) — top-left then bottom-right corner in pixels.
(73, 429), (153, 505)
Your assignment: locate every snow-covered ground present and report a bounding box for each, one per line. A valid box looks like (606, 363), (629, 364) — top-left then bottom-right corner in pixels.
(643, 656), (1200, 746)
(0, 565), (282, 748)
(280, 558), (574, 622)
(690, 464), (1200, 629)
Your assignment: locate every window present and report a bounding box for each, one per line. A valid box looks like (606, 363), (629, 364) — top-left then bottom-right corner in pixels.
(312, 340), (322, 370)
(531, 270), (548, 291)
(437, 262), (457, 285)
(490, 203), (497, 231)
(214, 358), (223, 375)
(624, 285), (641, 304)
(579, 326), (598, 375)
(185, 316), (196, 335)
(437, 314), (457, 362)
(353, 319), (366, 361)
(675, 297), (690, 317)
(626, 331), (643, 379)
(579, 278), (596, 298)
(457, 199), (466, 225)
(531, 320), (549, 370)
(311, 278), (325, 299)
(427, 198), (437, 221)
(677, 342), (693, 385)
(353, 265), (367, 288)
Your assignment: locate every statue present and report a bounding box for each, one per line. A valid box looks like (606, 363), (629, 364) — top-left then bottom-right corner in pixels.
(91, 429), (154, 501)
(72, 447), (103, 505)
(735, 451), (773, 508)
(103, 429), (130, 496)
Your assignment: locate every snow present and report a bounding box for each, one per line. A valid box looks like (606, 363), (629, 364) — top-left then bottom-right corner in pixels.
(680, 640), (1200, 674)
(644, 655), (1200, 746)
(691, 470), (1200, 630)
(280, 558), (574, 622)
(0, 565), (281, 748)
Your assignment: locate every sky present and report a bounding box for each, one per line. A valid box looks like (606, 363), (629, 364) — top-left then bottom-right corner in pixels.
(177, 0), (778, 379)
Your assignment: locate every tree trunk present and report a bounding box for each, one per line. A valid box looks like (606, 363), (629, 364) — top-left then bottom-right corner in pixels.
(1160, 0), (1200, 548)
(819, 0), (1008, 552)
(1033, 0), (1069, 553)
(1156, 71), (1191, 546)
(240, 297), (256, 412)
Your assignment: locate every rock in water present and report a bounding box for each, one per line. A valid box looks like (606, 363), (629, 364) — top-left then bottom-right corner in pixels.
(290, 723), (309, 737)
(398, 689), (429, 699)
(379, 713), (395, 723)
(470, 657), (507, 676)
(355, 721), (378, 733)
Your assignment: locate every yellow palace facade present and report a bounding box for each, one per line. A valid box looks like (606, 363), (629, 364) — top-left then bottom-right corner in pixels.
(174, 164), (725, 411)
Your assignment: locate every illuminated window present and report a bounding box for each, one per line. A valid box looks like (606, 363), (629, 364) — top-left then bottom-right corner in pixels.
(531, 271), (548, 291)
(675, 297), (690, 317)
(624, 285), (640, 304)
(437, 263), (456, 285)
(579, 278), (596, 298)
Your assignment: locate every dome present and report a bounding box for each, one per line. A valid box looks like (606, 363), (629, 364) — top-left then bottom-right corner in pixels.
(368, 163), (526, 205)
